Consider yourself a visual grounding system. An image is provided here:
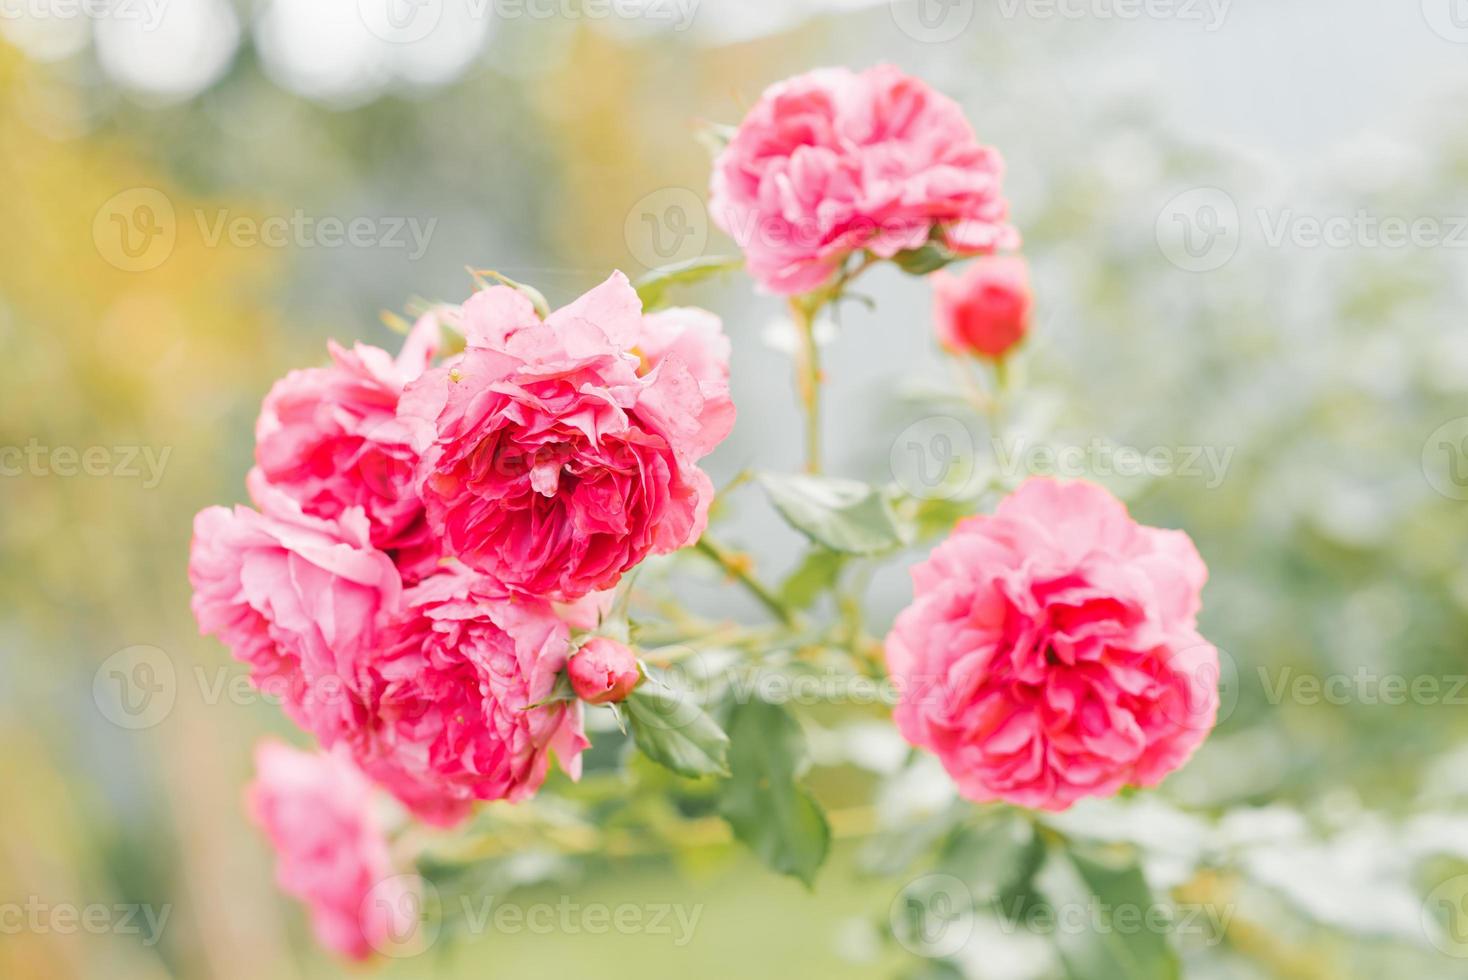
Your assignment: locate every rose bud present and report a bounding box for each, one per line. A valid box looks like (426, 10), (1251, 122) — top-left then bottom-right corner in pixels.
(568, 637), (641, 705)
(931, 255), (1031, 360)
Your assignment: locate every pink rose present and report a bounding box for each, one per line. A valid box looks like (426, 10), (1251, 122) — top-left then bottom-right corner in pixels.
(568, 636), (641, 705)
(710, 64), (1017, 295)
(343, 565), (589, 827)
(886, 478), (1216, 811)
(253, 313), (443, 582)
(246, 740), (418, 961)
(932, 256), (1031, 360)
(400, 272), (734, 601)
(188, 495), (401, 738)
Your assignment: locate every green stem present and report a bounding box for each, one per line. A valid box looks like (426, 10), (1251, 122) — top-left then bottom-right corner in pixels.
(789, 297), (823, 474)
(785, 253), (879, 475)
(693, 537), (797, 628)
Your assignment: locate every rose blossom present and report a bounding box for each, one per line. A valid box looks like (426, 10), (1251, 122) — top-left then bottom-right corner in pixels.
(400, 271), (734, 601)
(567, 636), (641, 705)
(188, 490), (401, 738)
(343, 564), (589, 827)
(710, 64), (1017, 295)
(931, 256), (1031, 359)
(885, 478), (1216, 811)
(252, 312), (442, 581)
(246, 740), (418, 960)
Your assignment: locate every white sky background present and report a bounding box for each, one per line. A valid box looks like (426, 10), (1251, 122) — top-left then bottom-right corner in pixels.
(1, 0), (1463, 159)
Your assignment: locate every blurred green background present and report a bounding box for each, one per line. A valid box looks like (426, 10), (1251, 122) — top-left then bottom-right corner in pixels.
(5, 1), (1468, 977)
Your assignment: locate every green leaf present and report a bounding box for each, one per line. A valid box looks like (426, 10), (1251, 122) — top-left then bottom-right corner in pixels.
(522, 671), (574, 710)
(779, 548), (847, 611)
(759, 473), (905, 555)
(719, 699), (831, 886)
(1038, 844), (1181, 980)
(891, 492), (983, 544)
(940, 812), (1045, 904)
(892, 241), (960, 276)
(633, 255), (743, 311)
(623, 682), (730, 779)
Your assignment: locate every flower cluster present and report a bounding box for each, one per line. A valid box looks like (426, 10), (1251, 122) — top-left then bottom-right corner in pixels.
(191, 272), (733, 944)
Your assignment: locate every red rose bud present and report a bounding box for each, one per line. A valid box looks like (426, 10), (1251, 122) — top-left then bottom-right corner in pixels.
(931, 255), (1031, 360)
(568, 637), (640, 705)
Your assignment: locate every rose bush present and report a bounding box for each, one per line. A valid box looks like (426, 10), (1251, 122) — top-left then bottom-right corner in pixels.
(190, 63), (1221, 971)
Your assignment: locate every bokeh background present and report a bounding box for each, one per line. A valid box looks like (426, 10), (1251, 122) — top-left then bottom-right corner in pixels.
(6, 0), (1468, 976)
